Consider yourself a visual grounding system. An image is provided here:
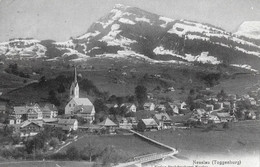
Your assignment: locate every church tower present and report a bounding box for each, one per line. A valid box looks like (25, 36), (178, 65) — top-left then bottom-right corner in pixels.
(69, 67), (79, 99)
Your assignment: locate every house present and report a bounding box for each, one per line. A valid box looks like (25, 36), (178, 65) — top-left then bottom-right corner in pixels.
(13, 103), (43, 124)
(143, 102), (155, 111)
(153, 113), (172, 129)
(200, 113), (209, 124)
(208, 115), (221, 124)
(155, 104), (166, 112)
(0, 101), (8, 114)
(56, 119), (78, 131)
(19, 120), (43, 137)
(147, 93), (154, 99)
(120, 103), (137, 113)
(73, 105), (95, 123)
(245, 110), (256, 120)
(215, 113), (235, 122)
(223, 102), (231, 109)
(247, 98), (257, 105)
(137, 118), (158, 132)
(64, 68), (95, 122)
(40, 103), (58, 119)
(98, 118), (117, 134)
(118, 117), (137, 129)
(168, 102), (179, 115)
(214, 102), (224, 110)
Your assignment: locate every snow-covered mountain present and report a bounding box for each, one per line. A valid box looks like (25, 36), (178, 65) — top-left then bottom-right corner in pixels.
(235, 21), (260, 40)
(0, 4), (260, 72)
(0, 38), (47, 59)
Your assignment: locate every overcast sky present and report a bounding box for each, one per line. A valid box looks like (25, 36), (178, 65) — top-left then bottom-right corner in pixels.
(0, 0), (259, 42)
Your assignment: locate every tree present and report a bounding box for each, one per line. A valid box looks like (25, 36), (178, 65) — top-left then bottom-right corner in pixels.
(48, 90), (60, 106)
(135, 85), (147, 108)
(66, 146), (80, 160)
(93, 99), (107, 113)
(80, 136), (102, 162)
(49, 137), (60, 149)
(57, 83), (66, 94)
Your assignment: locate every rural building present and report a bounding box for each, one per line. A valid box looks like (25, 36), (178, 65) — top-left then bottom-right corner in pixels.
(65, 68), (95, 122)
(119, 117), (137, 129)
(13, 103), (43, 124)
(73, 105), (95, 123)
(208, 115), (221, 124)
(168, 102), (179, 115)
(155, 104), (166, 112)
(153, 113), (172, 129)
(137, 118), (158, 132)
(98, 117), (117, 134)
(0, 101), (8, 114)
(120, 103), (137, 113)
(56, 119), (78, 131)
(40, 103), (58, 119)
(19, 120), (43, 137)
(143, 102), (155, 111)
(245, 110), (256, 120)
(215, 113), (235, 122)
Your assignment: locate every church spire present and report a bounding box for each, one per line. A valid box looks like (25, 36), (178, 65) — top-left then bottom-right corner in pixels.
(74, 67), (77, 83)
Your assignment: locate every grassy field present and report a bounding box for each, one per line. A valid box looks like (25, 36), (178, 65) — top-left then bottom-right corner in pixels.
(0, 161), (94, 167)
(143, 121), (260, 157)
(62, 134), (168, 159)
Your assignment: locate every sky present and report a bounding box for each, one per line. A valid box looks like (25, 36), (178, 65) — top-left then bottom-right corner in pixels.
(0, 0), (259, 42)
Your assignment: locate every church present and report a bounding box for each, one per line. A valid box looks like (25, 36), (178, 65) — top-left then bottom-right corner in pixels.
(65, 68), (95, 123)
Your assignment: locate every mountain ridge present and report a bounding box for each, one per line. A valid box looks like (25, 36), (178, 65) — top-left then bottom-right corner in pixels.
(0, 4), (260, 73)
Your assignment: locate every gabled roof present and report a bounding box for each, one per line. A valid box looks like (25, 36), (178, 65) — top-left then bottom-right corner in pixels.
(20, 120), (43, 128)
(141, 118), (158, 126)
(40, 103), (58, 112)
(154, 113), (171, 121)
(143, 102), (154, 107)
(73, 105), (94, 114)
(58, 119), (77, 125)
(135, 110), (156, 121)
(71, 98), (93, 106)
(98, 118), (117, 127)
(215, 112), (232, 118)
(14, 106), (27, 115)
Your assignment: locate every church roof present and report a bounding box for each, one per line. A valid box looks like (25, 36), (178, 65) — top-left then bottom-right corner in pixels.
(72, 98), (93, 106)
(73, 105), (94, 114)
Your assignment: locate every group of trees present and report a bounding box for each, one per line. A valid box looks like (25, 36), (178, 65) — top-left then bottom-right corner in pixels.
(61, 136), (127, 165)
(5, 63), (30, 78)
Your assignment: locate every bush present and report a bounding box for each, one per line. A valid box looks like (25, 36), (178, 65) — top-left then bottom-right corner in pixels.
(49, 137), (59, 149)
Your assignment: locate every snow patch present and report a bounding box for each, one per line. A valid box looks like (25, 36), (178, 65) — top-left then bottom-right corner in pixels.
(235, 21), (260, 39)
(235, 46), (260, 57)
(118, 18), (135, 25)
(159, 16), (174, 28)
(77, 31), (100, 40)
(135, 17), (151, 24)
(231, 64), (258, 73)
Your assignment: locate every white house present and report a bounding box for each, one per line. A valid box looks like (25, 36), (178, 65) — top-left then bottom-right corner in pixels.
(143, 102), (155, 111)
(56, 119), (78, 131)
(120, 103), (137, 113)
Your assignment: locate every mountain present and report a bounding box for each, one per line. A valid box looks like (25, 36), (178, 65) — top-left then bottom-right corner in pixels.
(235, 21), (260, 40)
(0, 4), (260, 73)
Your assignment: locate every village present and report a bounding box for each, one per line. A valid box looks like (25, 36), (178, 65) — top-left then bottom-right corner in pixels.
(0, 68), (259, 136)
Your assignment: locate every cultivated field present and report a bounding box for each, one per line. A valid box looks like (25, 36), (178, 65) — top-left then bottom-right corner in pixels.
(0, 161), (93, 167)
(62, 134), (168, 158)
(143, 121), (260, 157)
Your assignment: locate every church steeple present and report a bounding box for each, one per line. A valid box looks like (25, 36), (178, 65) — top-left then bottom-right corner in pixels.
(69, 67), (79, 99)
(74, 67), (77, 84)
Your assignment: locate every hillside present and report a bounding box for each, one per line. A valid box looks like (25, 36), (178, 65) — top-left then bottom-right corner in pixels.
(0, 4), (260, 100)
